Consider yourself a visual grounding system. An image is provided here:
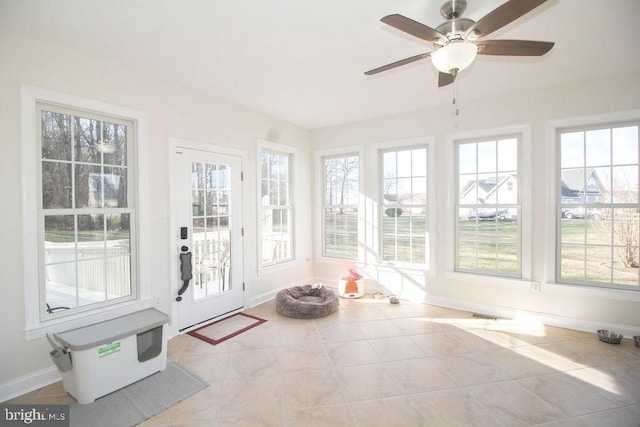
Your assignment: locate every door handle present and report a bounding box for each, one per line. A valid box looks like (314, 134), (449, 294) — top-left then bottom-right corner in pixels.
(176, 246), (192, 302)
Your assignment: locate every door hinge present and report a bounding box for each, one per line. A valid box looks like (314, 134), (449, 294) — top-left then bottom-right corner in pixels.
(241, 172), (244, 181)
(242, 282), (246, 291)
(241, 228), (244, 236)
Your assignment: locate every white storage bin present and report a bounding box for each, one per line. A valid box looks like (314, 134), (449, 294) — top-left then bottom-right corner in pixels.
(53, 308), (169, 404)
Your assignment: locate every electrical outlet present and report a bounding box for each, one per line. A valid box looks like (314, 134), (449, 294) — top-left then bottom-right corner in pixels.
(155, 297), (160, 305)
(530, 282), (541, 292)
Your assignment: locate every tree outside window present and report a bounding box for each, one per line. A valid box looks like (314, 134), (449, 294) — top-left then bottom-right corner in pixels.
(558, 124), (639, 289)
(323, 154), (359, 259)
(39, 105), (134, 318)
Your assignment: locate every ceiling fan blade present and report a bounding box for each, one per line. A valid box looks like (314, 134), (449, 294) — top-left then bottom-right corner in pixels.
(475, 40), (554, 56)
(438, 72), (456, 87)
(364, 53), (431, 76)
(381, 14), (446, 43)
(465, 0), (548, 38)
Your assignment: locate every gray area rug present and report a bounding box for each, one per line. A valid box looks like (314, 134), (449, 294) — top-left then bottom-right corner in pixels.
(69, 363), (207, 427)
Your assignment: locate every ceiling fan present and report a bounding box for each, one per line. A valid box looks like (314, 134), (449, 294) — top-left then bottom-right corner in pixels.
(365, 0), (555, 87)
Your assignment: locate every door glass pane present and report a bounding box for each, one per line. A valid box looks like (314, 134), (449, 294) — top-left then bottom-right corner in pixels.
(191, 161), (232, 300)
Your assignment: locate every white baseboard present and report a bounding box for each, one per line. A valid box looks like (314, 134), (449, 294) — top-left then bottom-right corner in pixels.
(0, 366), (60, 403)
(423, 295), (640, 338)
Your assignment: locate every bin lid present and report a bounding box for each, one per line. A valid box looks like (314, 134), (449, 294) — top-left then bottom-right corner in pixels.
(54, 308), (169, 351)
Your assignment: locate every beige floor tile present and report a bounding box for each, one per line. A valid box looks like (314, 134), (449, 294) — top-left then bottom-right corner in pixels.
(277, 342), (333, 374)
(466, 380), (566, 426)
(534, 403), (640, 427)
(225, 349), (280, 378)
(214, 414), (284, 426)
(484, 347), (560, 379)
(367, 335), (427, 361)
(217, 376), (283, 419)
(517, 372), (620, 418)
(383, 357), (457, 394)
(323, 339), (380, 367)
(412, 388), (501, 427)
(440, 351), (511, 387)
(280, 369), (346, 409)
(390, 316), (459, 335)
(316, 322), (364, 342)
(349, 395), (426, 427)
(285, 405), (356, 427)
(352, 319), (404, 339)
(341, 306), (387, 322)
(178, 351), (230, 383)
(334, 363), (404, 401)
(275, 322), (322, 349)
(378, 303), (422, 319)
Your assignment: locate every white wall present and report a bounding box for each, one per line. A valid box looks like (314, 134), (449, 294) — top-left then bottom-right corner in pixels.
(311, 71), (640, 333)
(0, 28), (313, 396)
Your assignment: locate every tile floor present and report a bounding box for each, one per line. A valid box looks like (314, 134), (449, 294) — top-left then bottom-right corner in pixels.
(8, 293), (640, 426)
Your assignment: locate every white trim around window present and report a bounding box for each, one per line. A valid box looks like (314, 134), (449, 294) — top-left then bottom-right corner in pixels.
(256, 139), (298, 274)
(546, 109), (640, 296)
(314, 145), (365, 262)
(445, 124), (533, 281)
(369, 137), (435, 270)
(21, 85), (151, 340)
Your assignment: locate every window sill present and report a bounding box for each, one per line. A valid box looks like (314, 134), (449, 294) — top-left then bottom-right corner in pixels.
(25, 298), (154, 341)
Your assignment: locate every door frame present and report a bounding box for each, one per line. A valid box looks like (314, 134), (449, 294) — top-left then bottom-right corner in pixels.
(168, 137), (247, 335)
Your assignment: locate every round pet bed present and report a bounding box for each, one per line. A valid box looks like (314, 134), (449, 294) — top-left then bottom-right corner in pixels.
(275, 284), (339, 319)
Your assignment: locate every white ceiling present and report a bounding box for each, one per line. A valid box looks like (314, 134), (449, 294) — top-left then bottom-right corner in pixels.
(1, 0), (639, 129)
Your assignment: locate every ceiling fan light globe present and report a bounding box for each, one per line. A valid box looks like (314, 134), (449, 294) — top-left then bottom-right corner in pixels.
(431, 41), (477, 74)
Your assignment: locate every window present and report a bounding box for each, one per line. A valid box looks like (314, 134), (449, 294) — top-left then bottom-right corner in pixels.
(259, 149), (293, 267)
(557, 122), (639, 290)
(456, 136), (521, 277)
(38, 103), (136, 319)
(22, 86), (148, 338)
(381, 147), (428, 265)
(322, 154), (359, 259)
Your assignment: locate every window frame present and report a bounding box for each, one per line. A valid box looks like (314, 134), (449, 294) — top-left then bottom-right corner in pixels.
(446, 125), (532, 281)
(555, 120), (640, 291)
(257, 140), (296, 271)
(21, 85), (150, 340)
(377, 142), (431, 268)
(316, 146), (364, 261)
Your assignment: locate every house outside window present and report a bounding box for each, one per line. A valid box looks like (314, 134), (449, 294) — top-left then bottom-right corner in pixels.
(381, 147), (428, 265)
(557, 122), (640, 290)
(322, 153), (359, 259)
(456, 136), (521, 277)
(37, 103), (136, 319)
(259, 148), (293, 267)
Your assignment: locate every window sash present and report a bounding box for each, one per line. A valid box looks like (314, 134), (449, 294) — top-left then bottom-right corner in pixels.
(37, 103), (137, 320)
(380, 147), (428, 265)
(556, 122), (640, 290)
(259, 149), (294, 267)
(322, 154), (359, 259)
(455, 136), (522, 277)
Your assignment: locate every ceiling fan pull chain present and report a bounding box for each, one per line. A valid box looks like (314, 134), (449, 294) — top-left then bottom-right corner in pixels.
(452, 72), (460, 116)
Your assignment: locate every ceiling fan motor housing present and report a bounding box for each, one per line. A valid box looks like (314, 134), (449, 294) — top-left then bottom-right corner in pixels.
(435, 18), (475, 45)
(440, 0), (467, 20)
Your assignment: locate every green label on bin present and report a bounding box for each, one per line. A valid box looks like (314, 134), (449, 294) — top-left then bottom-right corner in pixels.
(98, 341), (121, 358)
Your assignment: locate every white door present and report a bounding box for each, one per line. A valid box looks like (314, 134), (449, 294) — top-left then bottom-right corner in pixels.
(175, 147), (244, 331)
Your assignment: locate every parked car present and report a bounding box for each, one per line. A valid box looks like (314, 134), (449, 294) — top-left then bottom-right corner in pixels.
(562, 207), (601, 220)
(467, 208), (509, 220)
